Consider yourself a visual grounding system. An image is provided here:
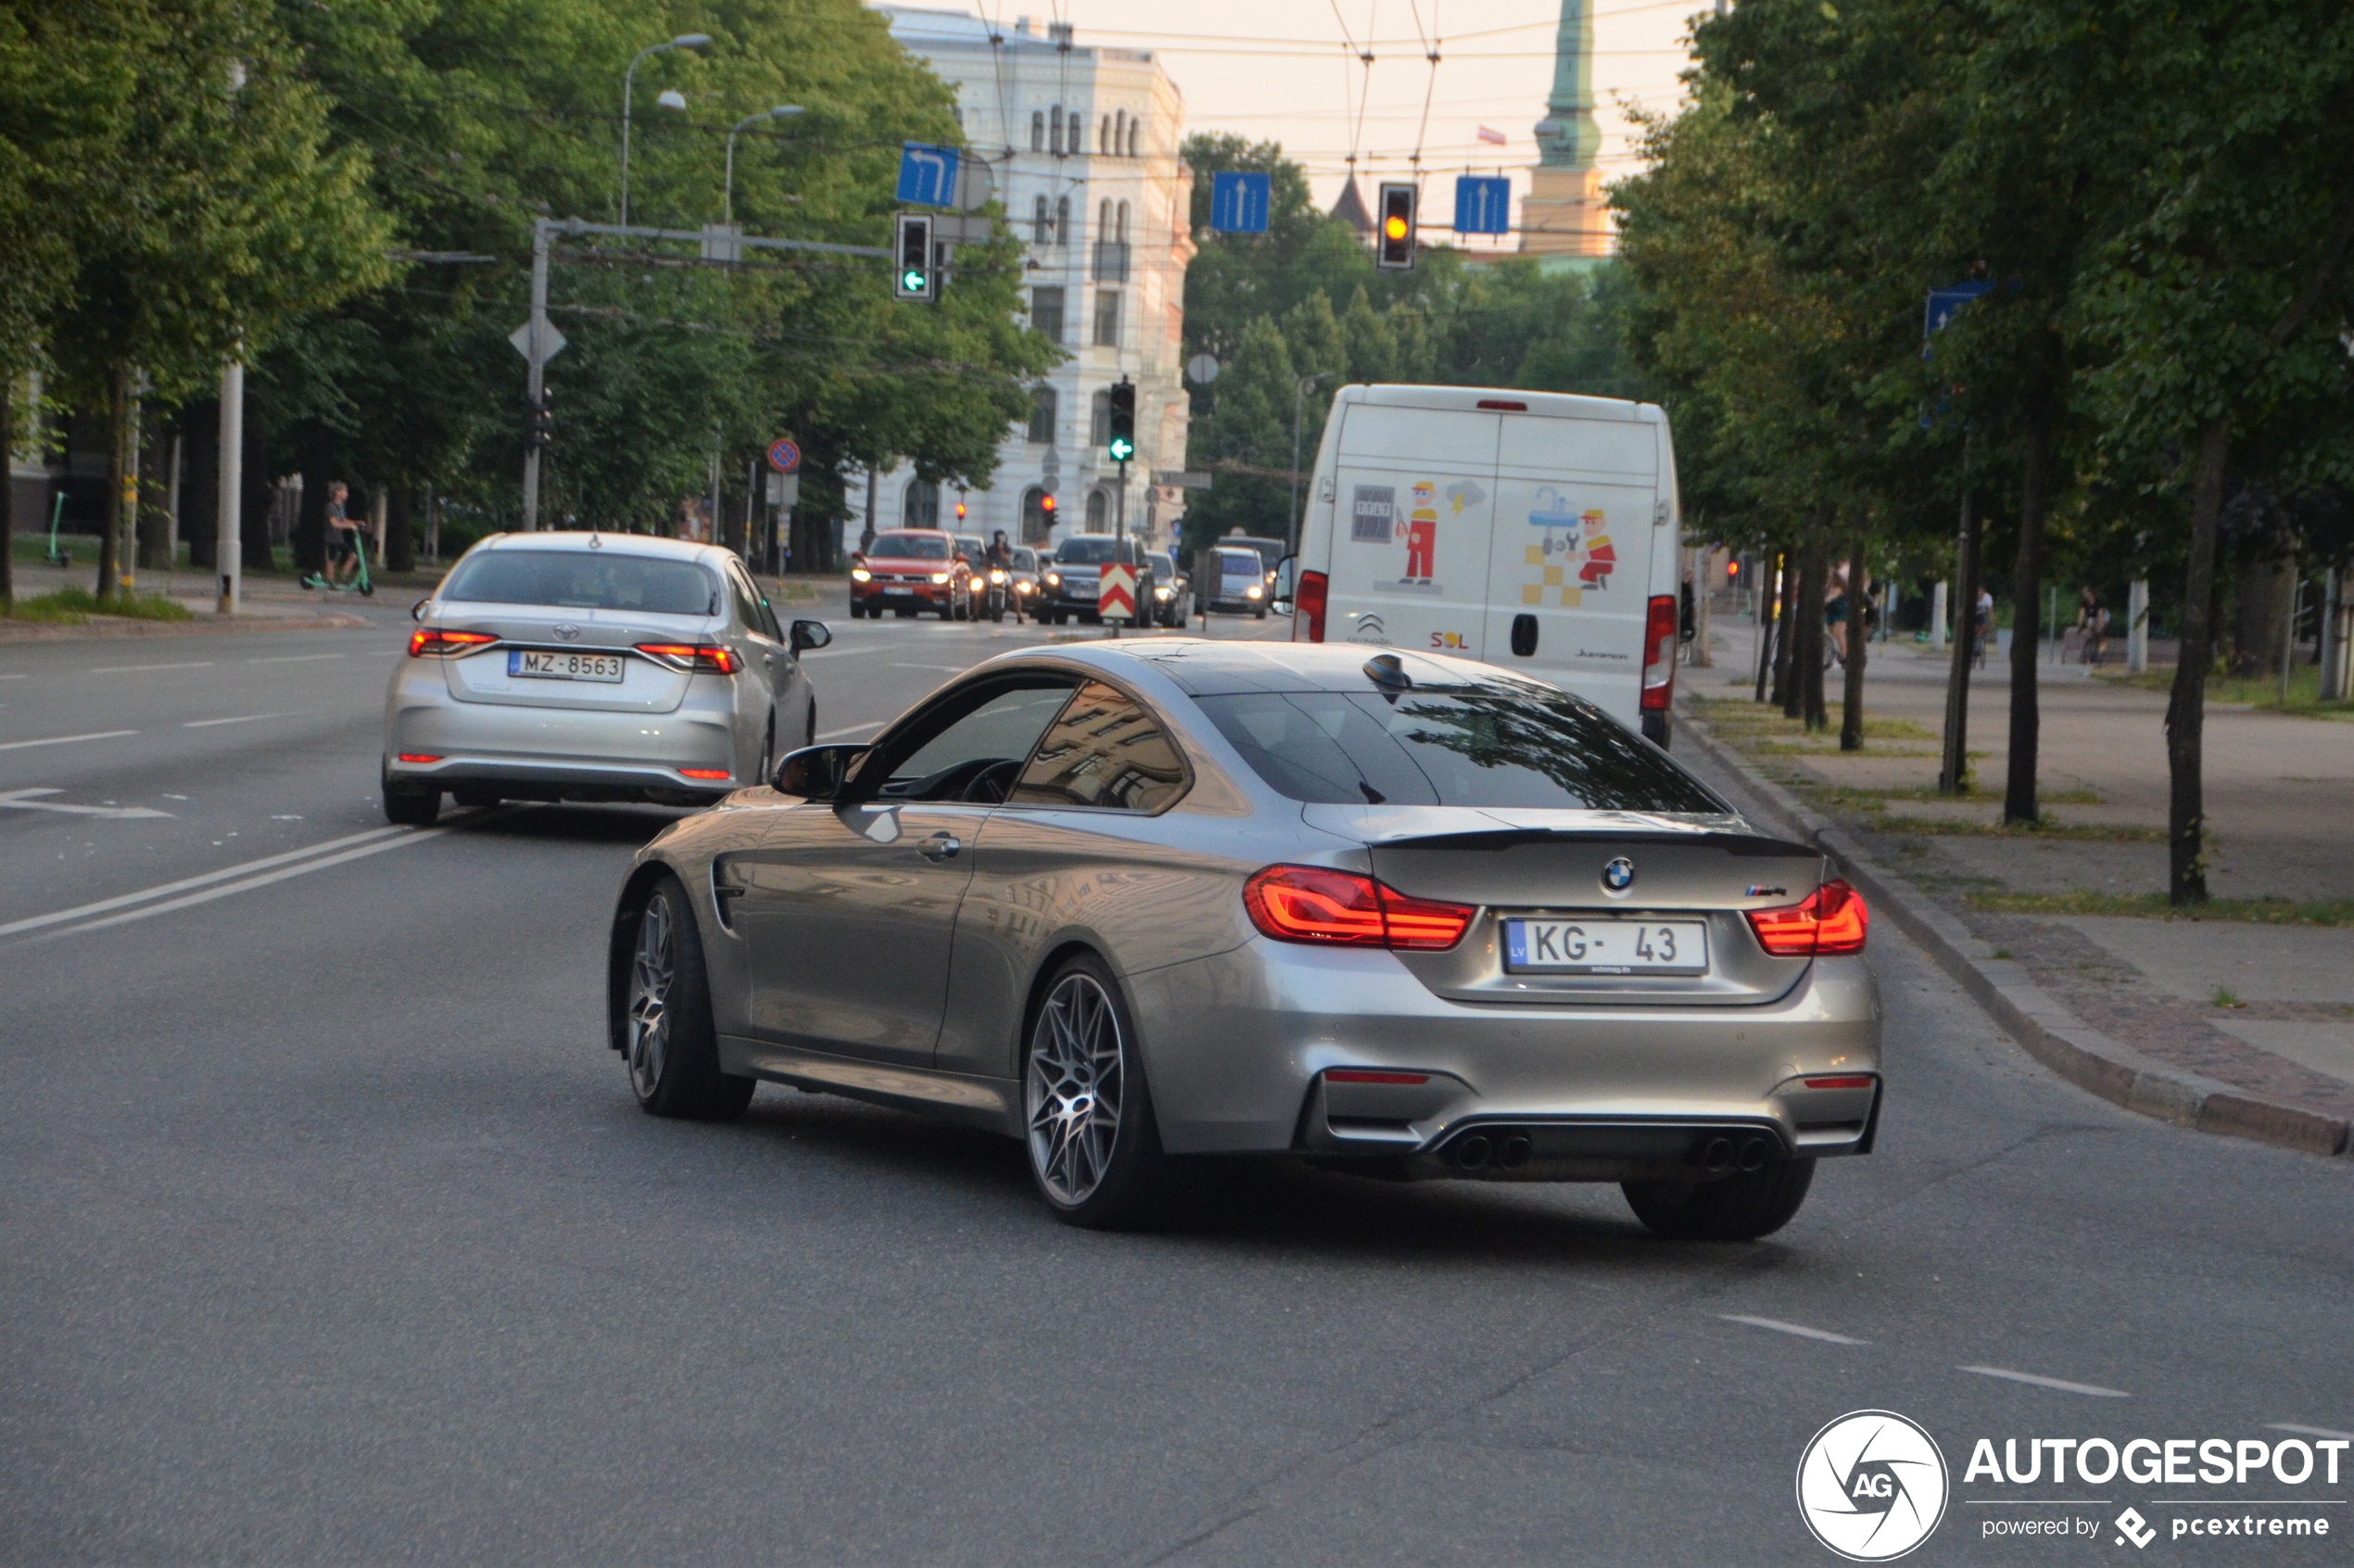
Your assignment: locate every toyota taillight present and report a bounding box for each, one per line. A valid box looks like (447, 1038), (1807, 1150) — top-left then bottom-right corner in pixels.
(1641, 593), (1677, 711)
(634, 642), (742, 675)
(1243, 866), (1474, 952)
(408, 628), (497, 657)
(1294, 569), (1328, 643)
(1747, 879), (1868, 956)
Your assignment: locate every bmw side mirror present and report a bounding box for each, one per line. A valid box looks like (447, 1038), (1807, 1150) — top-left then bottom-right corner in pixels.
(789, 619), (831, 655)
(773, 743), (866, 801)
(411, 598), (430, 622)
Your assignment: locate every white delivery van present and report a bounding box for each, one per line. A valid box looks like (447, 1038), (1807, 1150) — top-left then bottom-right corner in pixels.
(1290, 384), (1684, 745)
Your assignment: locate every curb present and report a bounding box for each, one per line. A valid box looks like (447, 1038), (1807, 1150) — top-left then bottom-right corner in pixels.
(1676, 706), (2354, 1163)
(0, 611), (373, 645)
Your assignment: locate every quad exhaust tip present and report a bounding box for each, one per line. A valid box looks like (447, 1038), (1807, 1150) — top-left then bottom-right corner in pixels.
(1698, 1136), (1771, 1174)
(1452, 1134), (1533, 1172)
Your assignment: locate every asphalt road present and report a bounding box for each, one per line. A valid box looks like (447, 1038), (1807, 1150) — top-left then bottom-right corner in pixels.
(4, 610), (2349, 1566)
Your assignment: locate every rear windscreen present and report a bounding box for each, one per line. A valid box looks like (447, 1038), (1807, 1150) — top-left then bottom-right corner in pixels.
(443, 551), (716, 614)
(1196, 689), (1724, 812)
(1056, 536), (1130, 565)
(869, 533), (950, 560)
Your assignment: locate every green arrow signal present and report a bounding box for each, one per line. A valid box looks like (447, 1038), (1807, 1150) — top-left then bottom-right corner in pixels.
(1107, 436), (1135, 462)
(901, 269), (928, 291)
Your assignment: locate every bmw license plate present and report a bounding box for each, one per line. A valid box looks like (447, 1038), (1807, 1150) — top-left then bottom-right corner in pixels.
(510, 649), (625, 683)
(1504, 918), (1708, 975)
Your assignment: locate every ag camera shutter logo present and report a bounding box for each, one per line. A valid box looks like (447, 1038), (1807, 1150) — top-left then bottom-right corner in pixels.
(1796, 1410), (1949, 1562)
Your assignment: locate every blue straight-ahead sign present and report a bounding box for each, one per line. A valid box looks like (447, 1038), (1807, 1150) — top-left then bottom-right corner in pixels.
(896, 143), (962, 208)
(1209, 171), (1272, 234)
(1453, 175), (1512, 235)
(1924, 281), (1994, 337)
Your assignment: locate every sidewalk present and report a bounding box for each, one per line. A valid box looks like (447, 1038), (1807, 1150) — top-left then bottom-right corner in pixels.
(1678, 616), (2354, 1157)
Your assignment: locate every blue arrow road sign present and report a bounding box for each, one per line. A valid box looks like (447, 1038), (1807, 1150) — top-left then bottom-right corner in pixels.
(1453, 175), (1512, 235)
(1924, 281), (1993, 337)
(896, 143), (962, 208)
(1209, 171), (1272, 234)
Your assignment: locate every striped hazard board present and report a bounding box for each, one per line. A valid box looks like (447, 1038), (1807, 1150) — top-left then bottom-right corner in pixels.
(1098, 563), (1136, 622)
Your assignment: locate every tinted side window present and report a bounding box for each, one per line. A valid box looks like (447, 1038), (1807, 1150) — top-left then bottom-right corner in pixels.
(878, 679), (1081, 801)
(728, 568), (778, 640)
(1007, 680), (1187, 813)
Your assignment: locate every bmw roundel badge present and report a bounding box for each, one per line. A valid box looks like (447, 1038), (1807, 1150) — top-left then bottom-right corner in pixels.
(1601, 856), (1636, 895)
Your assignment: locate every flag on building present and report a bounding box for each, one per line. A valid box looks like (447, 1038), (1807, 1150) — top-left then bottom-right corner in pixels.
(1475, 125), (1507, 145)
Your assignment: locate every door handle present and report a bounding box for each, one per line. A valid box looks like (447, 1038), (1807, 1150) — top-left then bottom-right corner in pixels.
(918, 832), (962, 862)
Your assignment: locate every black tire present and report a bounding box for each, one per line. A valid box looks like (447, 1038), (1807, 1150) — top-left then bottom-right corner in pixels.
(1623, 1154), (1816, 1241)
(1023, 952), (1165, 1229)
(382, 764), (440, 827)
(621, 876), (755, 1121)
(452, 788), (500, 810)
(849, 603), (867, 620)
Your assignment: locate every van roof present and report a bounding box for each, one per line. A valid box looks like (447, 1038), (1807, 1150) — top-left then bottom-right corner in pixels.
(1334, 383), (1662, 424)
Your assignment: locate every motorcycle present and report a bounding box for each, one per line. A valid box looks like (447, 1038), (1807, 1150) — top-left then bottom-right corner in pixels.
(983, 566), (1010, 623)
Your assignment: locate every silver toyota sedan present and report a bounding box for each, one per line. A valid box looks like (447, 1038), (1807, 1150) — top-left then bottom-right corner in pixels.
(606, 641), (1881, 1238)
(383, 533), (829, 825)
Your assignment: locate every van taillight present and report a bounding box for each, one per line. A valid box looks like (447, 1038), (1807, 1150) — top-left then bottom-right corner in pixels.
(1641, 594), (1677, 711)
(1294, 570), (1328, 643)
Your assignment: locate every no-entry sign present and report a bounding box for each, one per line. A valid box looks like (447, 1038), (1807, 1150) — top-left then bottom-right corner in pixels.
(1098, 563), (1136, 623)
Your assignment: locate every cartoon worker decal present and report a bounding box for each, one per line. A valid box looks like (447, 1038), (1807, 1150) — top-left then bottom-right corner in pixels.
(1522, 492), (1614, 607)
(1403, 481), (1439, 583)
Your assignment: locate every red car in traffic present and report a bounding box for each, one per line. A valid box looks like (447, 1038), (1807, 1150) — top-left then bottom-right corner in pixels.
(849, 530), (973, 619)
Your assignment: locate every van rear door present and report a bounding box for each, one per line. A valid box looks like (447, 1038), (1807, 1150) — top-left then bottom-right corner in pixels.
(1479, 410), (1660, 723)
(1318, 400), (1500, 656)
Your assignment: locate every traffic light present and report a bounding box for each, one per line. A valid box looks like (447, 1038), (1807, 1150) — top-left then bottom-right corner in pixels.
(893, 211), (935, 301)
(954, 499), (967, 521)
(525, 392), (551, 451)
(1376, 183), (1416, 271)
(1106, 379), (1135, 463)
(1040, 492), (1057, 520)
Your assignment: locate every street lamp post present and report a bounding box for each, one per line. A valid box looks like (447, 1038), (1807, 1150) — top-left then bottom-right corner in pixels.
(726, 106), (804, 225)
(621, 33), (710, 229)
(1289, 373), (1326, 550)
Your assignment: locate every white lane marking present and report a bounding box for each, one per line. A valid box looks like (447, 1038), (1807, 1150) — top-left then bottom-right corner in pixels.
(0, 674), (26, 681)
(1959, 1366), (2130, 1397)
(91, 661), (214, 674)
(46, 828), (452, 937)
(0, 788), (172, 820)
(816, 721), (886, 741)
(2267, 1423), (2354, 1440)
(1720, 1314), (1868, 1346)
(0, 728), (138, 753)
(0, 826), (409, 939)
(184, 713), (290, 728)
(243, 652), (345, 664)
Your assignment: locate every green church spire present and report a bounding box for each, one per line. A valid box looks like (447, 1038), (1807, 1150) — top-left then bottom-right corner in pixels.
(1533, 0), (1600, 170)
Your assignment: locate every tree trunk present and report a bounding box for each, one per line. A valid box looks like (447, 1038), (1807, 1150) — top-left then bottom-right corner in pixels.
(1777, 546), (1807, 717)
(1840, 528), (1869, 752)
(2230, 550), (2292, 678)
(860, 461), (879, 553)
(0, 368), (14, 614)
(183, 399), (220, 571)
(1939, 458), (1981, 793)
(2004, 396), (2054, 825)
(386, 486), (416, 573)
(242, 459), (275, 574)
(1798, 536), (1829, 730)
(1754, 550), (1782, 703)
(98, 367), (141, 603)
(2167, 417), (2231, 904)
(296, 453), (333, 575)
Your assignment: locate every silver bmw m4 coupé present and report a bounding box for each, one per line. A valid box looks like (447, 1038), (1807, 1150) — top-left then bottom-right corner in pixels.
(607, 641), (1881, 1237)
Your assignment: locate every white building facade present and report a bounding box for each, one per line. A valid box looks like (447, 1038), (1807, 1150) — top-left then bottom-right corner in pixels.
(865, 7), (1194, 553)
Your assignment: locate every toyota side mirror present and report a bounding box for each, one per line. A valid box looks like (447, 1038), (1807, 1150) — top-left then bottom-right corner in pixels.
(789, 619), (831, 655)
(773, 743), (866, 802)
(411, 598), (431, 622)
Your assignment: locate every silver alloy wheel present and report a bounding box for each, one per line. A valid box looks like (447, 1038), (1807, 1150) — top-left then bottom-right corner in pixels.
(626, 892), (676, 1101)
(1026, 972), (1125, 1207)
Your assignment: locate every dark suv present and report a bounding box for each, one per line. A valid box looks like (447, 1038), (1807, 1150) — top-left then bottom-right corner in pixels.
(1038, 534), (1154, 625)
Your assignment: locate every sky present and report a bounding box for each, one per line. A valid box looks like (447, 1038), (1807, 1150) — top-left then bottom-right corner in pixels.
(995, 0), (1711, 250)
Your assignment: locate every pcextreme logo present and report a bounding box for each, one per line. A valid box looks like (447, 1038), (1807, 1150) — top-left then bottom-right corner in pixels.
(1797, 1410), (1951, 1562)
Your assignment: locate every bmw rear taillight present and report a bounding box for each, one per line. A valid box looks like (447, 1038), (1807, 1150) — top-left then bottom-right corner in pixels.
(1243, 866), (1474, 952)
(1293, 569), (1328, 643)
(408, 628), (497, 657)
(1641, 593), (1677, 711)
(1747, 879), (1868, 957)
(634, 642), (741, 675)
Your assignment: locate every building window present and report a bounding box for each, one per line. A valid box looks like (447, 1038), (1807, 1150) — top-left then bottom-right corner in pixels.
(1127, 120), (1141, 158)
(1085, 488), (1110, 530)
(1094, 288), (1122, 348)
(1032, 196), (1051, 245)
(1049, 104), (1063, 155)
(1114, 109), (1126, 153)
(903, 478), (940, 529)
(1028, 386), (1057, 444)
(1031, 110), (1044, 152)
(1099, 115), (1110, 154)
(1056, 196), (1070, 245)
(1090, 388), (1111, 447)
(1020, 487), (1052, 541)
(1031, 286), (1065, 344)
(1097, 197), (1110, 236)
(1116, 200), (1130, 242)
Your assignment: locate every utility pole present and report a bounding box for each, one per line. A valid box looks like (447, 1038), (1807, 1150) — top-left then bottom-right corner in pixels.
(215, 349), (243, 615)
(519, 220), (555, 530)
(1289, 375), (1323, 550)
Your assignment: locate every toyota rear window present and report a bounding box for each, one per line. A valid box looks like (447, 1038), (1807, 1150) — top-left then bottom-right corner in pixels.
(1196, 689), (1724, 812)
(443, 551), (717, 614)
(869, 533), (951, 560)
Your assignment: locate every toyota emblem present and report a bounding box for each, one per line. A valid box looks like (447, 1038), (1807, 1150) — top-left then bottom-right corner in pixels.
(1601, 856), (1636, 895)
(553, 623), (582, 641)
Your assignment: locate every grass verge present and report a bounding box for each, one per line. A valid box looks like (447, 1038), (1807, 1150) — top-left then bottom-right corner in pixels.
(1869, 815), (2166, 842)
(2094, 663), (2354, 719)
(6, 587), (194, 624)
(1967, 891), (2354, 925)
